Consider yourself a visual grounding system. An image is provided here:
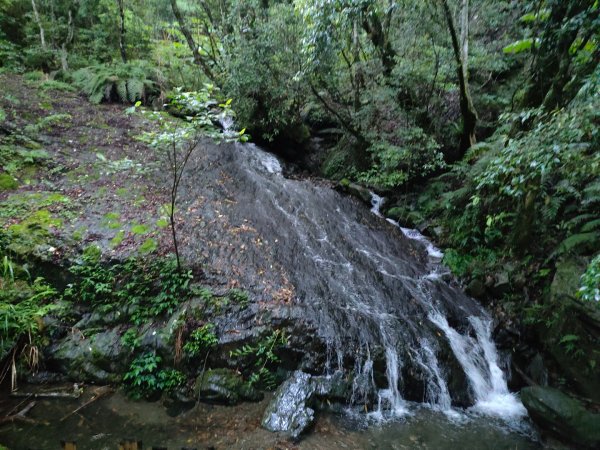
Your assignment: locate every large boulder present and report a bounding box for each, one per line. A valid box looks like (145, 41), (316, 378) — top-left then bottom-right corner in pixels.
(521, 386), (600, 449)
(47, 328), (128, 383)
(550, 257), (587, 303)
(262, 370), (352, 439)
(193, 368), (263, 405)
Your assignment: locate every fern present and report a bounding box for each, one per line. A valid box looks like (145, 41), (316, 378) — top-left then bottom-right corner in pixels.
(73, 61), (161, 105)
(542, 195), (565, 222)
(566, 213), (597, 231)
(127, 78), (144, 103)
(582, 181), (600, 206)
(116, 79), (128, 102)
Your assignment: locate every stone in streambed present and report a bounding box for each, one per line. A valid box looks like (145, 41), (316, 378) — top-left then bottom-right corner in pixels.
(262, 371), (316, 439)
(261, 370), (351, 439)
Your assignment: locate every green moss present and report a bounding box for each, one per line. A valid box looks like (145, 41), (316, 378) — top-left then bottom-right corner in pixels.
(72, 226), (86, 242)
(110, 230), (125, 248)
(156, 218), (169, 228)
(116, 187), (129, 197)
(101, 212), (121, 229)
(0, 173), (18, 191)
(139, 238), (157, 254)
(5, 209), (62, 255)
(0, 191), (70, 222)
(131, 223), (150, 235)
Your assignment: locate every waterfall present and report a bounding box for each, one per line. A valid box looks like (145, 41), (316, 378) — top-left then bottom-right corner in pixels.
(370, 192), (525, 419)
(182, 139), (528, 423)
(428, 312), (526, 418)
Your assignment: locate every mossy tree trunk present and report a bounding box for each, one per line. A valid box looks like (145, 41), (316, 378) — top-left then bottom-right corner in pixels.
(361, 4), (397, 77)
(441, 0), (478, 161)
(31, 0), (46, 50)
(524, 0), (596, 110)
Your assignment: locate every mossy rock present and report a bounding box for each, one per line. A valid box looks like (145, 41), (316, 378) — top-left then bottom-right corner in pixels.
(0, 173), (18, 191)
(550, 257), (587, 303)
(47, 328), (128, 384)
(521, 386), (600, 449)
(194, 368), (263, 405)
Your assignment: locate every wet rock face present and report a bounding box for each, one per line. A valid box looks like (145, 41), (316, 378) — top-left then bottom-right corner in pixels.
(175, 141), (506, 412)
(521, 386), (600, 449)
(193, 369), (263, 405)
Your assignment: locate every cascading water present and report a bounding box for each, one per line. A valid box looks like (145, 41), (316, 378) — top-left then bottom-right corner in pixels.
(181, 139), (528, 423)
(371, 192), (526, 419)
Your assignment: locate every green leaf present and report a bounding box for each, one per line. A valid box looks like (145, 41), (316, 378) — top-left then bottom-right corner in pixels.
(503, 38), (535, 54)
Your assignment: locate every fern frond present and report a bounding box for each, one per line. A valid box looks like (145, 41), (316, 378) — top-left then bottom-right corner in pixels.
(116, 80), (128, 103)
(127, 78), (144, 103)
(552, 231), (600, 258)
(581, 218), (600, 233)
(542, 195), (564, 222)
(566, 213), (597, 228)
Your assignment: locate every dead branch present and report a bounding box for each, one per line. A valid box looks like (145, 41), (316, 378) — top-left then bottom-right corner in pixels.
(60, 386), (114, 422)
(0, 401), (37, 425)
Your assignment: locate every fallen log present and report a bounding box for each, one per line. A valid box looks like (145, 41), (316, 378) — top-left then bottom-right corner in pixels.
(11, 390), (82, 399)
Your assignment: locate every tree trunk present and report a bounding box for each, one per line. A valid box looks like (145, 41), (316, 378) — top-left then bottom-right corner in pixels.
(362, 8), (396, 77)
(60, 8), (74, 71)
(524, 0), (593, 109)
(31, 0), (46, 50)
(352, 19), (361, 111)
(441, 0), (477, 160)
(169, 0), (215, 81)
(116, 0), (127, 63)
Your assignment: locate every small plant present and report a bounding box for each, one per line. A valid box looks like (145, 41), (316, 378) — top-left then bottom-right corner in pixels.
(0, 255), (58, 389)
(182, 323), (218, 358)
(38, 80), (76, 92)
(228, 288), (249, 309)
(64, 256), (193, 325)
(123, 352), (184, 399)
(24, 113), (72, 134)
(230, 329), (287, 390)
(559, 334), (584, 358)
(121, 328), (141, 351)
(577, 255), (600, 302)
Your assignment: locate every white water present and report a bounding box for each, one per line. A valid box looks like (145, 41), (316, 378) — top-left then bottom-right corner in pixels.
(414, 339), (453, 410)
(369, 192), (527, 420)
(428, 312), (527, 419)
